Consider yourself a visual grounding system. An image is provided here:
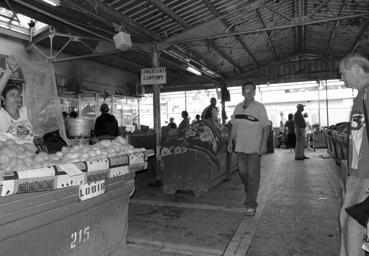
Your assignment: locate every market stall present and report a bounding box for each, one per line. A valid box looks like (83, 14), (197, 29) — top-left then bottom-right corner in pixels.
(0, 136), (153, 256)
(160, 120), (233, 196)
(324, 122), (350, 184)
(0, 55), (155, 256)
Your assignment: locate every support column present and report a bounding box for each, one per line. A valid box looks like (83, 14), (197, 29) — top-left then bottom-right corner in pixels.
(151, 47), (162, 183)
(325, 80), (329, 126)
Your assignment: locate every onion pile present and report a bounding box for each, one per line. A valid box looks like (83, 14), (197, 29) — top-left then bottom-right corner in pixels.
(0, 136), (144, 172)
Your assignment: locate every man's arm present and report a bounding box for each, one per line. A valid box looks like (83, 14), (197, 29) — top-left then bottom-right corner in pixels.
(227, 123), (236, 153)
(259, 125), (269, 154)
(259, 104), (269, 154)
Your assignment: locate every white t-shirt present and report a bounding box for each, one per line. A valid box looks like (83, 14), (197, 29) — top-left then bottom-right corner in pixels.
(0, 107), (35, 143)
(231, 101), (269, 154)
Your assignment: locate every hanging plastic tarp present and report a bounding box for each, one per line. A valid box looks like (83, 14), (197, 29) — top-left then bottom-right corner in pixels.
(18, 59), (68, 144)
(0, 54), (24, 82)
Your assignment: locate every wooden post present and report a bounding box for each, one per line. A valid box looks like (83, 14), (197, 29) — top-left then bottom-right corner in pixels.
(151, 46), (162, 183)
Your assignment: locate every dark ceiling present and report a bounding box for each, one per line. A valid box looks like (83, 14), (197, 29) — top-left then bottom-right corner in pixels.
(1, 0), (369, 92)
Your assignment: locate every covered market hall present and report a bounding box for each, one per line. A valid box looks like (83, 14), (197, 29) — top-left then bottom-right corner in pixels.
(0, 0), (367, 255)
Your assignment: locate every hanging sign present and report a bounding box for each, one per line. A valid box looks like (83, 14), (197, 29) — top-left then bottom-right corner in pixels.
(140, 67), (166, 85)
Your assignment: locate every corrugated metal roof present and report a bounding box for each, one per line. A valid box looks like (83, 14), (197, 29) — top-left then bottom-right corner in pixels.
(1, 0), (369, 90)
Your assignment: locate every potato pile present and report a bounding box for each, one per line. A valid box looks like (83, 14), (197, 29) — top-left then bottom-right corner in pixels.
(0, 136), (142, 172)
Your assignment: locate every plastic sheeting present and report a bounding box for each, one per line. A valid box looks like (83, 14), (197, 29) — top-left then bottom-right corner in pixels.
(19, 59), (68, 144)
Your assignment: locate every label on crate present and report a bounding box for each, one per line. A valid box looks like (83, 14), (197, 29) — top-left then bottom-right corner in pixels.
(79, 180), (105, 201)
(109, 166), (129, 178)
(1, 180), (15, 196)
(129, 152), (145, 165)
(86, 158), (109, 172)
(56, 174), (85, 189)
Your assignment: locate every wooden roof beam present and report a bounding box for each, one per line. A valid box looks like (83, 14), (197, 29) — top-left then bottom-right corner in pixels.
(308, 0), (331, 18)
(149, 0), (241, 74)
(255, 9), (278, 61)
(164, 13), (369, 43)
(299, 0), (305, 54)
(325, 0), (346, 56)
(201, 0), (260, 67)
(351, 19), (369, 52)
(293, 0), (299, 54)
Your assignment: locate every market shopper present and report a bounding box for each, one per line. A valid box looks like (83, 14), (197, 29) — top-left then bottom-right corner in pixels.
(227, 82), (269, 216)
(178, 110), (189, 131)
(284, 113), (296, 152)
(339, 53), (369, 256)
(94, 103), (119, 138)
(192, 114), (200, 124)
(167, 117), (177, 129)
(201, 97), (219, 122)
(0, 55), (35, 144)
(304, 112), (312, 150)
(294, 104), (308, 160)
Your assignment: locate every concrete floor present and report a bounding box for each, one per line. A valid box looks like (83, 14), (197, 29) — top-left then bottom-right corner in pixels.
(126, 148), (341, 256)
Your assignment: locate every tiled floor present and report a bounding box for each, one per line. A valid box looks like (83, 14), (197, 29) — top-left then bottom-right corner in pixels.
(127, 148), (341, 255)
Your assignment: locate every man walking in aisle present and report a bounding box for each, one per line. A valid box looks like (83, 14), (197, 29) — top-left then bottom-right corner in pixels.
(339, 53), (369, 256)
(294, 104), (308, 160)
(227, 82), (269, 216)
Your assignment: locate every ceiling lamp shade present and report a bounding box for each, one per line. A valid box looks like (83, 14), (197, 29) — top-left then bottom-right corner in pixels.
(41, 0), (60, 6)
(186, 66), (202, 76)
(113, 31), (132, 51)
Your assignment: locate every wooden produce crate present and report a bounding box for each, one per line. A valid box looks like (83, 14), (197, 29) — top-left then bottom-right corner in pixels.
(0, 150), (154, 256)
(161, 150), (229, 196)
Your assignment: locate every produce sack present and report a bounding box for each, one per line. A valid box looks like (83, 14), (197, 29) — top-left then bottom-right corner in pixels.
(18, 59), (68, 144)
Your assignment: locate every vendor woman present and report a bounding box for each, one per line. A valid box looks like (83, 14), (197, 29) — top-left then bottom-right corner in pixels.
(0, 55), (34, 144)
(94, 103), (119, 138)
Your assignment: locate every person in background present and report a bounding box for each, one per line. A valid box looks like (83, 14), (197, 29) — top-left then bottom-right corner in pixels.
(69, 109), (78, 119)
(192, 114), (200, 124)
(284, 113), (296, 152)
(294, 104), (308, 160)
(339, 52), (369, 256)
(167, 117), (177, 129)
(227, 82), (269, 217)
(62, 111), (68, 120)
(0, 55), (35, 144)
(178, 111), (189, 131)
(201, 97), (219, 122)
(266, 120), (274, 153)
(94, 103), (119, 137)
(304, 112), (312, 150)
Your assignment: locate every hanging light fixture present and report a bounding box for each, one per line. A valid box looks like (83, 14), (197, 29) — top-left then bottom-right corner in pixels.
(41, 0), (60, 6)
(186, 65), (202, 76)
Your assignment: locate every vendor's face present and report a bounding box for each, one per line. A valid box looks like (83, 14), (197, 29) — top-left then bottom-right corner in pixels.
(2, 88), (21, 109)
(242, 84), (255, 101)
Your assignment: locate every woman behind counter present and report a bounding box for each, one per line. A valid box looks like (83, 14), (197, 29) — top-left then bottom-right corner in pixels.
(94, 103), (119, 138)
(0, 56), (35, 144)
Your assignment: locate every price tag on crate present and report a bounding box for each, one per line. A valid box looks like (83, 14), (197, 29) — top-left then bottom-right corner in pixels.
(1, 180), (15, 196)
(58, 163), (83, 176)
(79, 180), (105, 201)
(86, 158), (109, 172)
(56, 174), (85, 189)
(129, 152), (145, 165)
